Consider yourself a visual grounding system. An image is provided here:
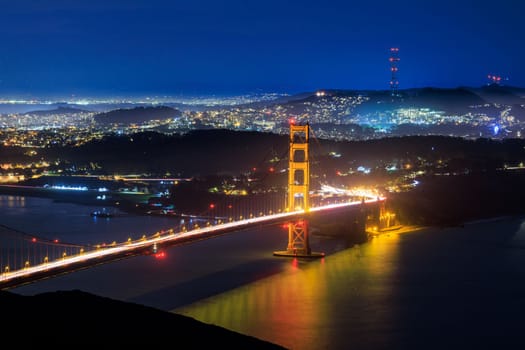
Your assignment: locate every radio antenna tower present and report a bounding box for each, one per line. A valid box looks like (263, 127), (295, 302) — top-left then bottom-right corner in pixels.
(389, 47), (400, 97)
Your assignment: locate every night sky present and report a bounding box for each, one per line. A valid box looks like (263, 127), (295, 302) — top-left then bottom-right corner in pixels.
(0, 0), (523, 97)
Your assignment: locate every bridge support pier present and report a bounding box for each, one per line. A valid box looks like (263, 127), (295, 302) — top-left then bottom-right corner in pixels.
(273, 220), (324, 258)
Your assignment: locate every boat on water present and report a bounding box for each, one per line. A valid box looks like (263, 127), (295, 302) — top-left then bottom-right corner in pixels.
(90, 210), (114, 218)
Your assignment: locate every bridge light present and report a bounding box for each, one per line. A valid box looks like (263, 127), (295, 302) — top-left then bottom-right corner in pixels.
(24, 261), (30, 269)
(209, 203), (215, 209)
(44, 256), (48, 263)
(31, 237), (36, 243)
(154, 251), (166, 259)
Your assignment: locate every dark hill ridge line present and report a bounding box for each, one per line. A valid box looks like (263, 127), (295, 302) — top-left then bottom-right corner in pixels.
(1, 289), (286, 348)
(39, 129), (525, 177)
(48, 129), (290, 176)
(94, 105), (182, 124)
(22, 106), (90, 115)
(233, 85), (525, 112)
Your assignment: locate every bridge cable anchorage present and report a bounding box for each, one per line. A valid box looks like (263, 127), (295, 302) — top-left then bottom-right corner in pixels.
(274, 121), (324, 258)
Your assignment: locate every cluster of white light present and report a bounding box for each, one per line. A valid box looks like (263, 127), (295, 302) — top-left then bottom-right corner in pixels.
(50, 185), (88, 191)
(318, 184), (379, 199)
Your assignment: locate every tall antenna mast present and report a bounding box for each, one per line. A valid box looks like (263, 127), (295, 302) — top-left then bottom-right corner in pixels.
(389, 47), (400, 97)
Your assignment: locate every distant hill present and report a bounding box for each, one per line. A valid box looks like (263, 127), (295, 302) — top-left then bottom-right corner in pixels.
(22, 106), (89, 116)
(466, 84), (525, 105)
(41, 128), (525, 178)
(401, 87), (485, 111)
(94, 106), (181, 125)
(276, 85), (525, 117)
(51, 129), (289, 176)
(352, 86), (486, 115)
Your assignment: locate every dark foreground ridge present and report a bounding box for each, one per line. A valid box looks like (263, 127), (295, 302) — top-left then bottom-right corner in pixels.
(1, 289), (286, 348)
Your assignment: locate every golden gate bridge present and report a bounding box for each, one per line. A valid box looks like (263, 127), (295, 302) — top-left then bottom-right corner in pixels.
(0, 122), (389, 289)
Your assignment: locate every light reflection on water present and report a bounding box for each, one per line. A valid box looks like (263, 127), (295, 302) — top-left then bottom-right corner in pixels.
(174, 220), (525, 350)
(174, 232), (405, 350)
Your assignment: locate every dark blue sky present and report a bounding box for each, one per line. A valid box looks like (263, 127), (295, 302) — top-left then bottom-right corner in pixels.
(0, 0), (523, 97)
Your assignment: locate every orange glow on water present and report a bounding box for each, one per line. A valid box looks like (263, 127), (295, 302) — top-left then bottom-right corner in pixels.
(173, 228), (423, 349)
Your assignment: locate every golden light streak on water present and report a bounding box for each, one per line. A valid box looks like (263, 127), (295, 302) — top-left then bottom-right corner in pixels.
(173, 227), (422, 349)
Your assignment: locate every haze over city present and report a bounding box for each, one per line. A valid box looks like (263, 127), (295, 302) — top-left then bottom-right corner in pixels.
(0, 0), (523, 97)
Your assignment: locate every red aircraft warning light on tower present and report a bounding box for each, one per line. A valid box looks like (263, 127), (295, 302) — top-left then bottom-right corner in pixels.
(389, 47), (400, 97)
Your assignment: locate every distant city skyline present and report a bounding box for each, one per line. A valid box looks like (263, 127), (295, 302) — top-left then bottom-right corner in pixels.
(0, 0), (523, 96)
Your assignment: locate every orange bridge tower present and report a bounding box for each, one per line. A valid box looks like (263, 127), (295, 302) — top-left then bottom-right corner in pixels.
(274, 122), (324, 258)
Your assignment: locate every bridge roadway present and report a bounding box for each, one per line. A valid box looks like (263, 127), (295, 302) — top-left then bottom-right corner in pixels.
(0, 198), (383, 290)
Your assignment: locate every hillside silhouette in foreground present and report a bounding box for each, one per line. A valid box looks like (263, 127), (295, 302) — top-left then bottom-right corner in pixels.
(1, 289), (286, 348)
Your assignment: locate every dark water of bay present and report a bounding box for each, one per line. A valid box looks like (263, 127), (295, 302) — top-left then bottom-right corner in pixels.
(3, 195), (525, 349)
